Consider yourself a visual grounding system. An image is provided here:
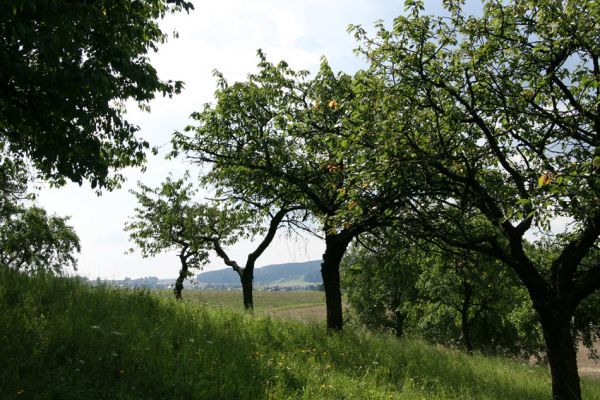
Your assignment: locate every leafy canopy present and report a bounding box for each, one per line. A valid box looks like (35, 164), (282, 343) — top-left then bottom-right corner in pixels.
(0, 0), (193, 188)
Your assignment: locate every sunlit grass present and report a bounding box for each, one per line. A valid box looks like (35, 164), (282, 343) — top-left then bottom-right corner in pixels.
(1, 267), (599, 399)
(155, 288), (326, 311)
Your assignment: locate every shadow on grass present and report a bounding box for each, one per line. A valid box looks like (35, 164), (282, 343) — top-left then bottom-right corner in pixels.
(0, 268), (276, 400)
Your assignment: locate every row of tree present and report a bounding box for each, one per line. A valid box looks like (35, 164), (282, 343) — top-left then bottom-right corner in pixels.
(342, 230), (600, 362)
(127, 1), (600, 398)
(1, 0), (598, 398)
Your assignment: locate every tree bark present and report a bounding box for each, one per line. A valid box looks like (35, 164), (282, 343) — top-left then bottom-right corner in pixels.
(240, 266), (254, 310)
(394, 309), (405, 338)
(174, 258), (188, 300)
(539, 309), (581, 400)
(461, 283), (473, 355)
(322, 232), (353, 331)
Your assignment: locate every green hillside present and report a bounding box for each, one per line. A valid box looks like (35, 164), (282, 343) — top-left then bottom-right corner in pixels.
(197, 260), (322, 286)
(2, 267), (599, 400)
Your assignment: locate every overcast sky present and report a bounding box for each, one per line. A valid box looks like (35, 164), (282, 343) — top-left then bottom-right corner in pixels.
(34, 1), (456, 280)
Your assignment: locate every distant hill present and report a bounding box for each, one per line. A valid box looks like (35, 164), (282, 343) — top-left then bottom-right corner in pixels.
(197, 260), (322, 286)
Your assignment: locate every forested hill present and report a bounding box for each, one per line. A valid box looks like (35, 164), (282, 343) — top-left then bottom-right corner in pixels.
(197, 260), (322, 286)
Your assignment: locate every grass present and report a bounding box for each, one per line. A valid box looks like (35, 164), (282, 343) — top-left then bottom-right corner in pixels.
(2, 267), (600, 399)
(157, 289), (326, 312)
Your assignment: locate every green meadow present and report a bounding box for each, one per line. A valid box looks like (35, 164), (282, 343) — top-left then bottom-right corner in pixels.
(2, 268), (600, 400)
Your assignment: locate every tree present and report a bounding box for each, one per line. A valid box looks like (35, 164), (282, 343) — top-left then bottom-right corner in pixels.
(172, 53), (396, 329)
(127, 174), (302, 305)
(0, 153), (79, 275)
(126, 175), (212, 299)
(0, 205), (80, 274)
(0, 0), (193, 188)
(341, 232), (420, 338)
(342, 230), (544, 357)
(0, 155), (28, 221)
(414, 249), (540, 357)
(351, 0), (600, 397)
(206, 203), (304, 309)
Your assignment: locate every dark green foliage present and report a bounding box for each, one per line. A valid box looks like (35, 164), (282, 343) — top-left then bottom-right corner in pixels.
(0, 0), (193, 188)
(0, 156), (28, 220)
(0, 205), (80, 274)
(342, 234), (545, 358)
(0, 156), (80, 274)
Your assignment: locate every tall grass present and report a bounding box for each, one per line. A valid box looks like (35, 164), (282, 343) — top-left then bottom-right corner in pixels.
(1, 267), (599, 399)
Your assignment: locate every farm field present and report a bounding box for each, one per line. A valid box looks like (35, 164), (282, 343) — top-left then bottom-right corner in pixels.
(154, 289), (331, 321)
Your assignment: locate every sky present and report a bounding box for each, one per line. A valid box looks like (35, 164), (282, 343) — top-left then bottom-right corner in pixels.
(35, 0), (432, 280)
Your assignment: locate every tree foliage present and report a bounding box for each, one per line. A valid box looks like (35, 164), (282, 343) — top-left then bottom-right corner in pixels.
(0, 205), (80, 274)
(126, 175), (233, 298)
(349, 0), (600, 397)
(0, 0), (193, 188)
(0, 155), (79, 275)
(172, 52), (403, 329)
(343, 231), (545, 358)
(126, 173), (297, 303)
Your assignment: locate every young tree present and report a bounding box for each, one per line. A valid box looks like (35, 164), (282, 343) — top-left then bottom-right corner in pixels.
(127, 175), (302, 306)
(126, 176), (212, 299)
(0, 0), (193, 188)
(352, 0), (600, 397)
(172, 53), (395, 329)
(342, 232), (420, 338)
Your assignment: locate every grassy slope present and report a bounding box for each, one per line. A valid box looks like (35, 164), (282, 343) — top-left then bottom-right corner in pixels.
(1, 268), (599, 400)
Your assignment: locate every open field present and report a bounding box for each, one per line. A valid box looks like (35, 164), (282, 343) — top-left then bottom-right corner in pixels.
(2, 270), (600, 399)
(155, 289), (331, 322)
(159, 289), (326, 311)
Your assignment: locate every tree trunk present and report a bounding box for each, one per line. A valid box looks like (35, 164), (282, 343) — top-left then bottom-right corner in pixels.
(174, 260), (188, 300)
(394, 309), (405, 338)
(461, 284), (473, 355)
(240, 267), (254, 310)
(391, 291), (405, 337)
(539, 310), (581, 400)
(321, 232), (352, 331)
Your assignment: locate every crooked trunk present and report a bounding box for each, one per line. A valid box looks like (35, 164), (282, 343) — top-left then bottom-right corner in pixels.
(322, 233), (352, 331)
(240, 265), (254, 310)
(539, 309), (581, 400)
(174, 260), (188, 300)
